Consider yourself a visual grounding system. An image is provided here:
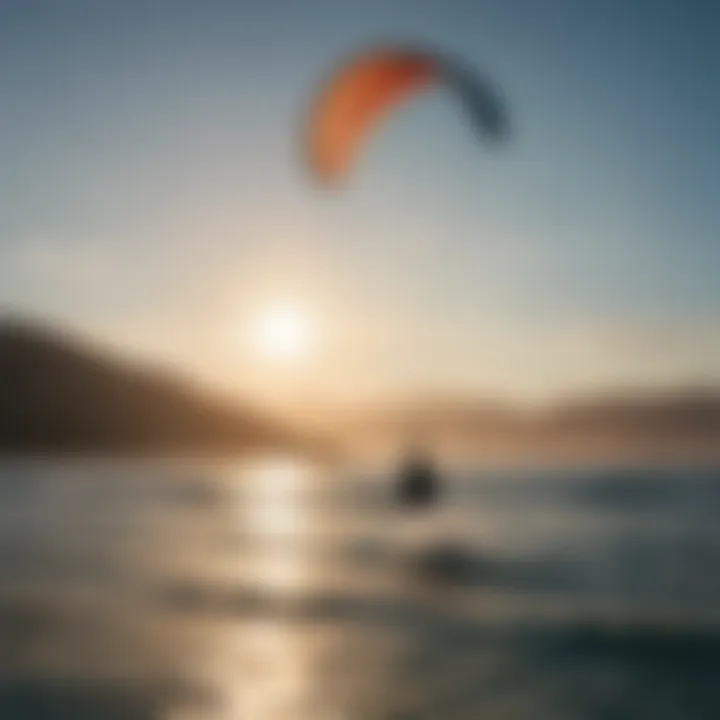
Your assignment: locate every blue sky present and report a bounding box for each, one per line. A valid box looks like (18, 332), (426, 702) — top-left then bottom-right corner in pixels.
(1, 0), (719, 406)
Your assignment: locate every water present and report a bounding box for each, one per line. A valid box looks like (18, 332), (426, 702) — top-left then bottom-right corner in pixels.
(1, 457), (719, 719)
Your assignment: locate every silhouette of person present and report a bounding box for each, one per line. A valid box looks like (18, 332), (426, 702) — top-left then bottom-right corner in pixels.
(396, 442), (439, 509)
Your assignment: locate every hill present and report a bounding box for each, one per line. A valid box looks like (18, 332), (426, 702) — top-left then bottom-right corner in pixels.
(0, 318), (320, 456)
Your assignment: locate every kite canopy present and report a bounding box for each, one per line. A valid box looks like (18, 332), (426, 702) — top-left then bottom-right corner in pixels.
(305, 45), (508, 184)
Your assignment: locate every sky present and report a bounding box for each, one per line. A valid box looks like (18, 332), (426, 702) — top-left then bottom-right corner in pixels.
(1, 0), (719, 409)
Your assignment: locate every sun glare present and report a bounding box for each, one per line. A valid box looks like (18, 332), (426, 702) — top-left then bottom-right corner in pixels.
(253, 303), (314, 361)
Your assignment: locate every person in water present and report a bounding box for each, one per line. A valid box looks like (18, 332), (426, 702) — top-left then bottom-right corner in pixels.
(396, 445), (440, 508)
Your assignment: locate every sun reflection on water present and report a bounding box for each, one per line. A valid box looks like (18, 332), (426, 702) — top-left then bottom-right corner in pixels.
(171, 457), (347, 720)
(196, 620), (346, 720)
(234, 456), (310, 593)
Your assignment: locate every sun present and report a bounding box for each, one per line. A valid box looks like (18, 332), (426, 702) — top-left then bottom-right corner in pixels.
(252, 303), (314, 361)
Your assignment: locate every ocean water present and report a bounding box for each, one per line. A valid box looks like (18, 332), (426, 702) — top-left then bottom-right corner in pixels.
(0, 457), (719, 719)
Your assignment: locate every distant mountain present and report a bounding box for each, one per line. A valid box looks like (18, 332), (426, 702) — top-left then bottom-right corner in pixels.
(337, 390), (720, 463)
(0, 318), (324, 456)
(544, 390), (720, 436)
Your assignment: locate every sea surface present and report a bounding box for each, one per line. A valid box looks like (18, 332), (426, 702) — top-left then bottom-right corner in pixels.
(1, 457), (719, 719)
